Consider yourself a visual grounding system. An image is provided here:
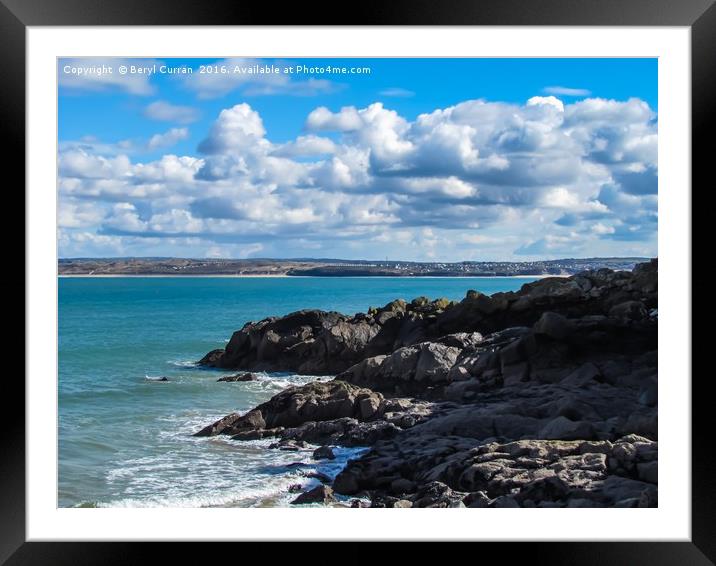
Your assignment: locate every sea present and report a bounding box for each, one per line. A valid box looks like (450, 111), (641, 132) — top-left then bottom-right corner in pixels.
(58, 276), (538, 508)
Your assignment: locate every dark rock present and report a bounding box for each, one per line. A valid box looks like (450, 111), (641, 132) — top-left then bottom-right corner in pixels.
(609, 301), (648, 321)
(638, 378), (658, 407)
(194, 260), (658, 508)
(533, 312), (573, 341)
(201, 381), (384, 437)
(414, 343), (460, 382)
(637, 461), (658, 484)
(217, 372), (259, 382)
(539, 416), (595, 440)
(198, 349), (224, 365)
(303, 471), (332, 484)
(194, 412), (242, 437)
(269, 439), (307, 451)
(390, 478), (416, 494)
(562, 362), (602, 387)
(499, 333), (537, 366)
(491, 495), (520, 508)
(279, 417), (405, 447)
(333, 469), (361, 495)
(412, 481), (466, 508)
(230, 428), (282, 441)
(313, 446), (336, 460)
(290, 485), (336, 505)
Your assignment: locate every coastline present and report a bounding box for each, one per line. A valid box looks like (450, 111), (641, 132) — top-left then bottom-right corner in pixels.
(58, 263), (656, 508)
(57, 273), (566, 279)
(191, 260), (658, 508)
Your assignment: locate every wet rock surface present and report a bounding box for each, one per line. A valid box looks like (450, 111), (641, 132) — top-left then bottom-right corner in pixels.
(196, 260), (658, 507)
(217, 372), (259, 382)
(290, 484), (336, 505)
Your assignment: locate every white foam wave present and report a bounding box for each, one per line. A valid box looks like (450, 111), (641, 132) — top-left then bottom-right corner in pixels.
(144, 375), (169, 382)
(166, 359), (198, 368)
(99, 433), (367, 508)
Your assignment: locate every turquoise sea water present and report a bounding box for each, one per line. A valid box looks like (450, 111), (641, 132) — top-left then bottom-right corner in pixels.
(58, 276), (537, 508)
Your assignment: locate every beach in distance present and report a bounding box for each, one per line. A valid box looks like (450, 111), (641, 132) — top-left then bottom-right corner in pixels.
(58, 257), (647, 277)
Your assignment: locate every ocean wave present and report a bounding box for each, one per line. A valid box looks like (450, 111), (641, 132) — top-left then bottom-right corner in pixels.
(166, 359), (199, 368)
(94, 475), (304, 508)
(97, 437), (366, 508)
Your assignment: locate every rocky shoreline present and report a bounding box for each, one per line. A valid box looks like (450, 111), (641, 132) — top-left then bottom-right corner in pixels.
(195, 260), (658, 508)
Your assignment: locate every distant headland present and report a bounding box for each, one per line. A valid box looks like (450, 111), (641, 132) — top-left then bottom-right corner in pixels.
(58, 257), (649, 277)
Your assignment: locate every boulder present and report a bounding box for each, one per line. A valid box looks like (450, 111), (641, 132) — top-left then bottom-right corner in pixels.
(414, 343), (460, 382)
(533, 312), (573, 341)
(290, 485), (336, 505)
(609, 301), (648, 321)
(217, 372), (259, 382)
(249, 381), (382, 430)
(312, 446), (336, 460)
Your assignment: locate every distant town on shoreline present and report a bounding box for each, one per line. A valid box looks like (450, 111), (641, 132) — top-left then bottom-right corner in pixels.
(58, 257), (650, 277)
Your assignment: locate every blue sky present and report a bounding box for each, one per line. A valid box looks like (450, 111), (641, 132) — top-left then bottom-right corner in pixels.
(58, 57), (658, 261)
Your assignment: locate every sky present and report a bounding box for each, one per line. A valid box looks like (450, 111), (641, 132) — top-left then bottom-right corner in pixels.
(58, 57), (658, 261)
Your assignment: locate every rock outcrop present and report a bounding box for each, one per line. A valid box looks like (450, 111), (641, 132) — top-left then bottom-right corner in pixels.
(196, 260), (658, 507)
(217, 372), (259, 382)
(334, 435), (657, 508)
(198, 260), (657, 378)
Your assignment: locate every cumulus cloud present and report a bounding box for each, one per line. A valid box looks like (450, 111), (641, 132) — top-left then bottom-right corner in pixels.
(133, 155), (203, 183)
(197, 104), (267, 154)
(59, 150), (131, 179)
(270, 135), (337, 158)
(59, 95), (658, 260)
(305, 106), (364, 132)
(58, 200), (107, 228)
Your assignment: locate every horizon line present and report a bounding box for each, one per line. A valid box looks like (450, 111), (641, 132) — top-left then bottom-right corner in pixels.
(58, 255), (654, 263)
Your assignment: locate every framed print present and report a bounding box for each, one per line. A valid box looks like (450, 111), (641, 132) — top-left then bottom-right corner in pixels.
(5, 0), (712, 562)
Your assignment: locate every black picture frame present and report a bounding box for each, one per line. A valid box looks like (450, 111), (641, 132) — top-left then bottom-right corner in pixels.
(4, 0), (710, 563)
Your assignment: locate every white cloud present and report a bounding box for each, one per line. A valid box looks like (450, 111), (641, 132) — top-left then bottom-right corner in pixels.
(544, 86), (592, 96)
(146, 128), (190, 151)
(104, 203), (147, 233)
(59, 95), (658, 260)
(58, 200), (106, 228)
(591, 222), (616, 235)
(144, 101), (200, 124)
(59, 150), (131, 179)
(271, 135), (337, 157)
(379, 87), (416, 98)
(198, 104), (267, 154)
(305, 106), (363, 132)
(148, 209), (204, 233)
(527, 95), (565, 112)
(133, 155), (203, 183)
